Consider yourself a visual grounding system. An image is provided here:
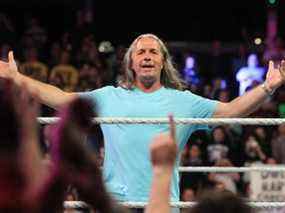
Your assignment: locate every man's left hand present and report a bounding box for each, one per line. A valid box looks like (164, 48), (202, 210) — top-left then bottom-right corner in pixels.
(265, 60), (285, 90)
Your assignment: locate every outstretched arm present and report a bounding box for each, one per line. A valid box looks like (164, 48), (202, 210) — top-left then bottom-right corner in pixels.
(213, 60), (285, 118)
(0, 51), (77, 109)
(145, 115), (177, 213)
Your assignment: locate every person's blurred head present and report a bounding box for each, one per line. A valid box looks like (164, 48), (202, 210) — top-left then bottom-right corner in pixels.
(245, 134), (260, 157)
(189, 144), (201, 159)
(266, 158), (277, 165)
(214, 158), (233, 167)
(212, 40), (221, 55)
(218, 89), (230, 102)
(254, 127), (266, 140)
(203, 84), (212, 98)
(182, 188), (195, 201)
(190, 190), (253, 213)
(59, 50), (71, 64)
(247, 54), (258, 68)
(50, 42), (61, 58)
(116, 45), (127, 62)
(76, 10), (84, 27)
(212, 78), (227, 90)
(185, 56), (195, 69)
(65, 193), (77, 201)
(0, 43), (10, 60)
(49, 73), (65, 89)
(215, 182), (226, 192)
(238, 44), (247, 57)
(212, 126), (226, 143)
(278, 124), (285, 136)
(24, 47), (39, 62)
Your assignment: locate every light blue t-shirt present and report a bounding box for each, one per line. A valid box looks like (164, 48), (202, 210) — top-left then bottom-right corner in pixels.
(79, 86), (218, 202)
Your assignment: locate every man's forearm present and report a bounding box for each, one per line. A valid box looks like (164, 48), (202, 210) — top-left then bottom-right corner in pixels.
(15, 73), (76, 109)
(230, 84), (269, 117)
(214, 84), (271, 118)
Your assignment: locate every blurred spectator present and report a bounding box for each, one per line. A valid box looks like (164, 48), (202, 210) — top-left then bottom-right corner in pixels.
(0, 43), (11, 60)
(202, 84), (214, 98)
(207, 126), (233, 165)
(232, 44), (247, 75)
(253, 126), (271, 158)
(76, 34), (97, 65)
(42, 124), (52, 162)
(108, 45), (127, 85)
(64, 186), (78, 201)
(180, 144), (205, 193)
(23, 17), (47, 49)
(244, 134), (266, 164)
(265, 157), (277, 165)
(182, 55), (200, 87)
(216, 89), (231, 102)
(208, 159), (240, 194)
(60, 32), (73, 52)
(77, 63), (103, 91)
(0, 13), (15, 45)
(49, 50), (79, 91)
(47, 42), (62, 67)
(48, 70), (65, 90)
(263, 37), (285, 64)
(276, 87), (285, 118)
(97, 146), (105, 167)
(271, 124), (285, 164)
(47, 97), (125, 212)
(73, 9), (94, 42)
(250, 97), (278, 118)
(20, 47), (48, 82)
(181, 188), (196, 202)
(207, 40), (230, 79)
(242, 133), (268, 194)
(236, 53), (265, 96)
(211, 77), (227, 99)
(190, 190), (252, 213)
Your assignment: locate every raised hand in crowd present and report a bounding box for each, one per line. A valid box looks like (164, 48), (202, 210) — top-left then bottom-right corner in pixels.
(145, 115), (178, 213)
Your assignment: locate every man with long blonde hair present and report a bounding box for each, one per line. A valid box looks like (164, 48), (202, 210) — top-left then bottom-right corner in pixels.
(0, 33), (285, 211)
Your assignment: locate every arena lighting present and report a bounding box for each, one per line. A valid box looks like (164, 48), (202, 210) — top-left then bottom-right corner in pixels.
(98, 41), (114, 53)
(254, 38), (262, 45)
(268, 0), (277, 4)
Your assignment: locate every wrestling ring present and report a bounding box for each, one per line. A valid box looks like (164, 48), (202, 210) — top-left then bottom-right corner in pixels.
(38, 117), (285, 211)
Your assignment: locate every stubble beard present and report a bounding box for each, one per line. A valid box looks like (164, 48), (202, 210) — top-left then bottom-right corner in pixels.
(138, 75), (158, 89)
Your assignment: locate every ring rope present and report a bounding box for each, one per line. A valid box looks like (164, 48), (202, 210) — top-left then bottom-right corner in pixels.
(179, 166), (285, 172)
(38, 117), (285, 125)
(52, 117), (285, 210)
(63, 201), (285, 209)
(64, 201), (89, 208)
(121, 201), (285, 208)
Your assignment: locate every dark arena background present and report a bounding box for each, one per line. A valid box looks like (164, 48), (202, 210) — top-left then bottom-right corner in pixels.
(0, 0), (285, 212)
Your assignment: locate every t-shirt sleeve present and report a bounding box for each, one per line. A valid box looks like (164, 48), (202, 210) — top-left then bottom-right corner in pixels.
(186, 91), (219, 131)
(77, 86), (111, 113)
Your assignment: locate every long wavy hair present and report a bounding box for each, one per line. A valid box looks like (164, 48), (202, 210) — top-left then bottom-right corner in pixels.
(119, 34), (186, 90)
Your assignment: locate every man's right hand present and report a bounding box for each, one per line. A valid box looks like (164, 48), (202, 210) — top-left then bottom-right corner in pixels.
(150, 115), (177, 171)
(1, 51), (75, 110)
(0, 51), (20, 81)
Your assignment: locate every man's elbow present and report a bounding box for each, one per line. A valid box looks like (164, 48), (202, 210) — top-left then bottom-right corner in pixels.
(212, 102), (236, 118)
(53, 92), (78, 110)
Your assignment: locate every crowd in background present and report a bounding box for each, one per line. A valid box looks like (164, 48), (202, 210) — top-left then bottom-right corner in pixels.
(1, 10), (285, 207)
